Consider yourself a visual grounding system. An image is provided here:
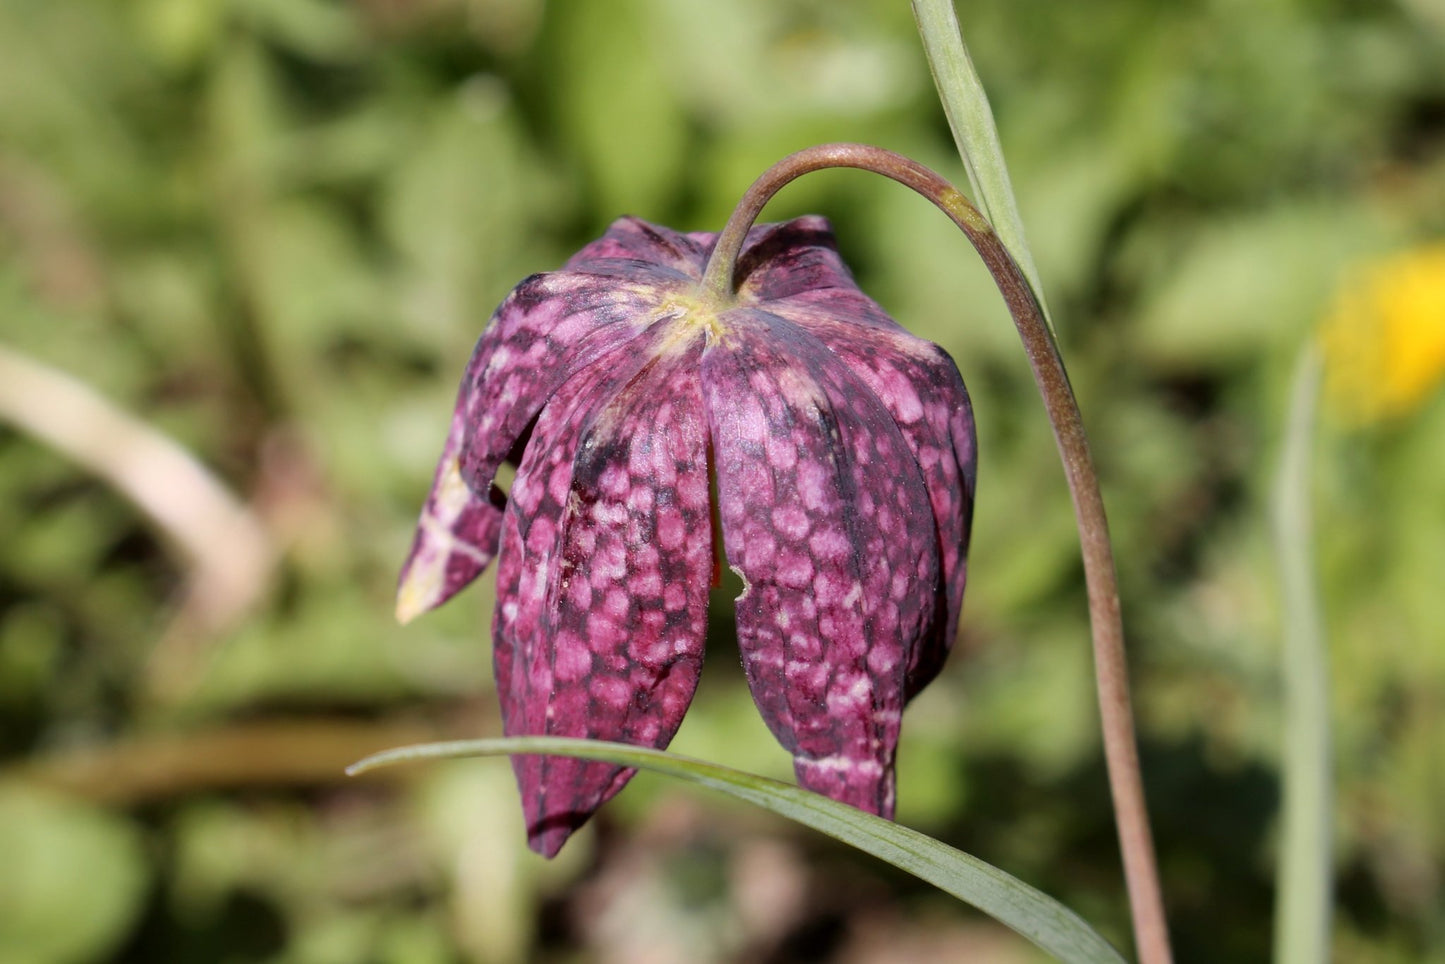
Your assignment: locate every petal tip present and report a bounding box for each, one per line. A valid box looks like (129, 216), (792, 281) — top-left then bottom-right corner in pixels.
(525, 824), (575, 859)
(393, 583), (426, 625)
(794, 755), (896, 820)
(394, 538), (483, 624)
(394, 556), (444, 624)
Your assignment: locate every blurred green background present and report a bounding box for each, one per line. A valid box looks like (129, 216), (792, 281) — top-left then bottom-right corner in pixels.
(2, 0), (1443, 961)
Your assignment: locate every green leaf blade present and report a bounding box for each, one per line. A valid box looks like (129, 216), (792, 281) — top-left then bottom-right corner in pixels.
(1271, 345), (1333, 963)
(349, 736), (1124, 964)
(909, 0), (1055, 334)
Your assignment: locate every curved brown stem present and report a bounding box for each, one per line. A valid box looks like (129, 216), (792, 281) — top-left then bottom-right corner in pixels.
(702, 143), (1172, 964)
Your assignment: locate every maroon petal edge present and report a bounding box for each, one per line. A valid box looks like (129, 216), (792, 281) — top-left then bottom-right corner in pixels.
(495, 325), (712, 856)
(702, 309), (940, 817)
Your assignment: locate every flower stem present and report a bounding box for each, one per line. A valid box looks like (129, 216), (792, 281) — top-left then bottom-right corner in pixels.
(1271, 344), (1333, 964)
(701, 143), (1173, 964)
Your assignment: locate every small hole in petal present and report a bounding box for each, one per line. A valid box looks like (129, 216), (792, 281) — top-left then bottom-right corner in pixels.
(725, 564), (749, 603)
(705, 569), (748, 684)
(490, 461), (517, 502)
(484, 416), (536, 507)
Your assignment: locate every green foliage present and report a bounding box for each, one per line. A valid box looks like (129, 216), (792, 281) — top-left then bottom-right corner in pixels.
(349, 737), (1127, 964)
(1, 0), (1444, 960)
(0, 786), (149, 964)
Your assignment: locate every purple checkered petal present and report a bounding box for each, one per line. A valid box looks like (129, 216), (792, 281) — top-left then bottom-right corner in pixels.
(394, 418), (505, 624)
(398, 260), (696, 621)
(731, 216), (864, 302)
(702, 308), (940, 818)
(736, 216), (977, 697)
(566, 217), (710, 278)
(763, 303), (976, 698)
(455, 270), (690, 496)
(494, 325), (712, 856)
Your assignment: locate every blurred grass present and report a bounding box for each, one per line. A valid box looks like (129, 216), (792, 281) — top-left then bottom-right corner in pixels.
(1, 0), (1444, 961)
(1272, 346), (1331, 964)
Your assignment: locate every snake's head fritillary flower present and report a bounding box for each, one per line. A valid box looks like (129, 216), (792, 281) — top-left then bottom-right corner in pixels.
(397, 216), (977, 856)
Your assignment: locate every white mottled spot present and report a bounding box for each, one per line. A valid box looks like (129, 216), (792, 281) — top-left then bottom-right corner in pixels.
(657, 508), (686, 550)
(604, 588), (630, 617)
(795, 460), (829, 511)
(632, 636), (674, 666)
(487, 346), (514, 371)
(732, 393), (769, 443)
(626, 486), (655, 514)
(867, 647), (899, 676)
(745, 532), (777, 569)
(771, 505), (810, 539)
(847, 675), (870, 700)
(881, 367), (924, 423)
(594, 501), (628, 526)
(554, 643), (593, 682)
(765, 434), (798, 471)
(788, 633), (821, 661)
(776, 555), (814, 591)
(589, 675), (631, 709)
(808, 527), (850, 561)
(798, 754), (883, 774)
(629, 571), (662, 598)
(599, 466), (631, 498)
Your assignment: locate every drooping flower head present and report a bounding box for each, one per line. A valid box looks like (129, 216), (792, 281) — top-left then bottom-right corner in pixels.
(398, 216), (976, 856)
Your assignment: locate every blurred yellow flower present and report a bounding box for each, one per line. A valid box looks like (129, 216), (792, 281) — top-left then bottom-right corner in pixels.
(1321, 244), (1445, 424)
